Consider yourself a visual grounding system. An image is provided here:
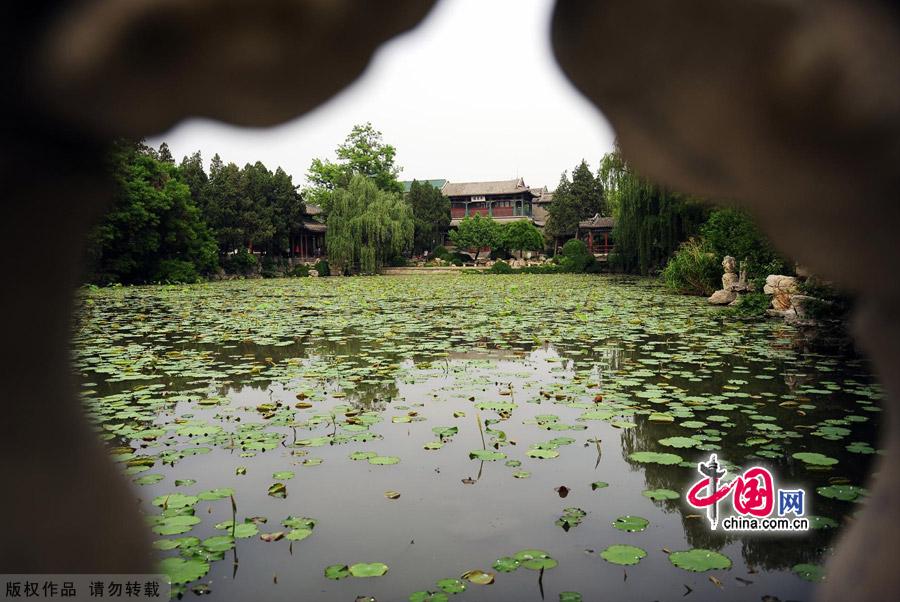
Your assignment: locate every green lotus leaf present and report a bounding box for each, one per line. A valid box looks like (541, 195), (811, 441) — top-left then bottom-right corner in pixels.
(816, 485), (866, 501)
(513, 549), (558, 570)
(628, 451), (683, 465)
(349, 562), (389, 577)
(160, 557), (209, 585)
(792, 563), (826, 582)
(134, 473), (164, 486)
(492, 556), (520, 572)
(283, 516), (317, 529)
(642, 488), (680, 501)
(526, 448), (559, 459)
(368, 455), (400, 465)
(202, 535), (235, 553)
(468, 450), (506, 461)
(600, 545), (646, 566)
(436, 578), (466, 594)
(324, 564), (350, 580)
(151, 494), (199, 509)
(792, 452), (838, 466)
(197, 488), (234, 500)
(807, 515), (839, 529)
(286, 528), (313, 541)
(151, 514), (201, 536)
(408, 592), (449, 602)
(669, 549), (732, 572)
(612, 515), (649, 532)
(658, 436), (701, 449)
(349, 451), (377, 461)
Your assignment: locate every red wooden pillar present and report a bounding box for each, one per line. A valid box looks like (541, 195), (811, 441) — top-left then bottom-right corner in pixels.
(588, 231), (594, 253)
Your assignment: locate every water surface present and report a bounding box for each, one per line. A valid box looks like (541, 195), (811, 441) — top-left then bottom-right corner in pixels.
(73, 275), (881, 601)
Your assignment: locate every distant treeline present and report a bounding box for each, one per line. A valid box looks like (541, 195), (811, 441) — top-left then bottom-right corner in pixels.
(84, 132), (786, 286)
(85, 139), (306, 284)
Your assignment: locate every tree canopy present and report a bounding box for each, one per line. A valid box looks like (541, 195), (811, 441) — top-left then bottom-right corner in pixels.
(326, 174), (414, 274)
(449, 214), (500, 261)
(605, 150), (709, 275)
(499, 220), (545, 256)
(545, 159), (606, 242)
(306, 123), (403, 212)
(407, 180), (450, 254)
(86, 139), (218, 284)
(85, 141), (307, 283)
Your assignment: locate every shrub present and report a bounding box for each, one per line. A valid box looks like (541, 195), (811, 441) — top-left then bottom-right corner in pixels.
(223, 249), (259, 275)
(797, 278), (853, 322)
(520, 264), (561, 274)
(154, 259), (201, 284)
(559, 239), (596, 273)
(289, 263), (310, 277)
(727, 292), (772, 318)
(701, 207), (789, 281)
(449, 252), (469, 266)
(432, 245), (449, 260)
(489, 247), (511, 261)
(387, 256), (409, 267)
(488, 260), (514, 274)
(260, 255), (282, 278)
(662, 238), (720, 295)
(313, 259), (330, 276)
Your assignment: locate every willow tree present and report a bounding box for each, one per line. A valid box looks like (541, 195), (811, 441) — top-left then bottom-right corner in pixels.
(326, 174), (414, 274)
(605, 151), (708, 275)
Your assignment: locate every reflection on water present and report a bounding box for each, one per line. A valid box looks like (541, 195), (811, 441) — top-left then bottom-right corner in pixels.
(73, 275), (881, 601)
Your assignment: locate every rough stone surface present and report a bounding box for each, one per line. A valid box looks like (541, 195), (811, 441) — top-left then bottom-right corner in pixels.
(708, 289), (737, 305)
(765, 275), (799, 310)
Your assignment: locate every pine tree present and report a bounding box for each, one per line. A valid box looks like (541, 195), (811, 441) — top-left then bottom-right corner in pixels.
(407, 180), (450, 254)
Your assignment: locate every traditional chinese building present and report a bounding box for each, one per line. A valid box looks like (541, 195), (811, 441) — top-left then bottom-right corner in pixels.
(530, 186), (554, 228)
(442, 178), (537, 227)
(577, 214), (615, 255)
(292, 203), (326, 259)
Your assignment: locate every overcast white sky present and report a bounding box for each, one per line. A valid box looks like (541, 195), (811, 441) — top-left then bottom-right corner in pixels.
(151, 0), (615, 191)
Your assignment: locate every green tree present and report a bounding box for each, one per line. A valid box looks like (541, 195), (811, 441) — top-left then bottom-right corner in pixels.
(87, 139), (218, 284)
(606, 153), (708, 275)
(269, 167), (306, 255)
(203, 157), (245, 253)
(500, 220), (544, 257)
(449, 214), (501, 261)
(178, 151), (208, 205)
(597, 147), (625, 217)
(306, 123), (403, 212)
(700, 207), (788, 280)
(326, 174), (413, 274)
(407, 180), (450, 254)
(238, 161), (277, 252)
(545, 159), (605, 243)
(157, 142), (174, 164)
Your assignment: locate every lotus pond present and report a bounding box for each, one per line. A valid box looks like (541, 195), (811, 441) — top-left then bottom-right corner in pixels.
(73, 274), (882, 601)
